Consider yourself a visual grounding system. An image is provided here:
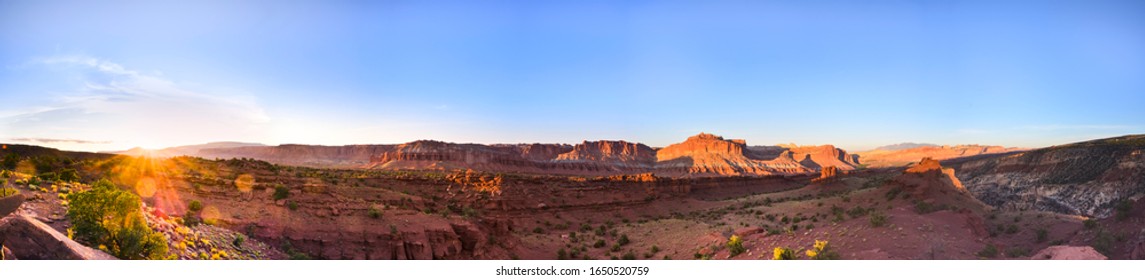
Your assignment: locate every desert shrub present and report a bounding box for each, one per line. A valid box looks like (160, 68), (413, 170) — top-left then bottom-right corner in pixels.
(1035, 228), (1048, 243)
(368, 207), (382, 219)
(611, 244), (622, 252)
(557, 248), (568, 260)
(618, 234), (630, 246)
(622, 251), (636, 260)
(0, 187), (18, 197)
(727, 235), (746, 257)
(287, 201), (299, 211)
(1005, 224), (1019, 234)
(885, 187), (903, 201)
(462, 206), (479, 218)
(772, 247), (795, 260)
(593, 240), (606, 248)
(914, 201), (936, 214)
(188, 200), (203, 212)
(1, 154), (18, 170)
(977, 244), (998, 259)
(767, 228), (781, 236)
(1091, 230), (1115, 255)
(1083, 219), (1098, 229)
(281, 240), (311, 260)
(847, 206), (868, 218)
(533, 227), (544, 234)
(1115, 200), (1133, 221)
(1006, 247), (1030, 258)
(651, 245), (660, 254)
(182, 211), (201, 227)
(869, 212), (888, 227)
(233, 234), (246, 247)
(66, 179), (169, 260)
(273, 185), (290, 200)
(59, 168), (79, 182)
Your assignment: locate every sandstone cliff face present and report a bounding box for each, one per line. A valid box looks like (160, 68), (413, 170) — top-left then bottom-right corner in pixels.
(784, 144), (859, 170)
(367, 141), (652, 175)
(654, 133), (811, 177)
(0, 214), (117, 260)
(858, 145), (1022, 168)
(948, 135), (1145, 218)
(199, 144), (398, 168)
(553, 141), (656, 169)
(183, 133), (869, 177)
(883, 158), (987, 214)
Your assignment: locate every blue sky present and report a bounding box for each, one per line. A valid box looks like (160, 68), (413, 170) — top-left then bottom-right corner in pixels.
(2, 0), (1143, 152)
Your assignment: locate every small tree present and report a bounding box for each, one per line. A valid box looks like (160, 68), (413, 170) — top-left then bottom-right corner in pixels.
(67, 179), (169, 260)
(273, 185), (290, 200)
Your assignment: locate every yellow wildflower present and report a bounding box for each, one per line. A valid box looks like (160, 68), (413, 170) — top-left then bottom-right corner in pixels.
(814, 240), (828, 251)
(806, 249), (818, 258)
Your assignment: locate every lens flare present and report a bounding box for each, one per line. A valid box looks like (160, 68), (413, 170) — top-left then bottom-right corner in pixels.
(235, 174), (255, 193)
(135, 177), (157, 198)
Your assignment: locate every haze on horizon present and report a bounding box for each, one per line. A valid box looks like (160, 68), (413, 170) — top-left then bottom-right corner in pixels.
(2, 0), (1143, 153)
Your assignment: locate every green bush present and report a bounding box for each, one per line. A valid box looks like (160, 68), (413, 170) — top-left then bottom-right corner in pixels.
(1115, 200), (1133, 221)
(287, 201), (299, 211)
(1006, 247), (1030, 258)
(233, 234), (246, 247)
(1035, 228), (1048, 243)
(368, 207), (382, 219)
(869, 212), (888, 227)
(182, 211), (201, 227)
(273, 185), (290, 200)
(59, 168), (80, 182)
(977, 244), (998, 259)
(0, 187), (18, 197)
(557, 248), (568, 260)
(593, 240), (606, 248)
(66, 179), (169, 260)
(622, 251), (636, 260)
(1005, 224), (1019, 234)
(188, 200), (203, 212)
(618, 234), (630, 246)
(1084, 219), (1098, 229)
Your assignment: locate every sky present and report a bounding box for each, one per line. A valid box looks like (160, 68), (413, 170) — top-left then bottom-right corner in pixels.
(1, 0), (1144, 152)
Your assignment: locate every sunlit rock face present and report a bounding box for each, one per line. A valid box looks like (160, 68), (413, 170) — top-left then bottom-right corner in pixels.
(184, 133), (869, 178)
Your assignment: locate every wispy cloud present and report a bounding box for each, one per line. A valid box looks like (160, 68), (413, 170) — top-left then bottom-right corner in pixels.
(9, 138), (112, 144)
(0, 55), (271, 150)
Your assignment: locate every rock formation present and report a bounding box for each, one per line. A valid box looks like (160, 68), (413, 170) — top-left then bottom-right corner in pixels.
(133, 133), (872, 178)
(948, 135), (1145, 217)
(0, 214), (117, 260)
(1031, 246), (1108, 260)
(857, 144), (1021, 168)
(654, 133), (811, 176)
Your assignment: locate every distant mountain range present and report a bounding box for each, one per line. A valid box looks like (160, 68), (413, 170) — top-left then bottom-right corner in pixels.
(871, 142), (939, 151)
(77, 133), (1017, 177)
(103, 142), (266, 158)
